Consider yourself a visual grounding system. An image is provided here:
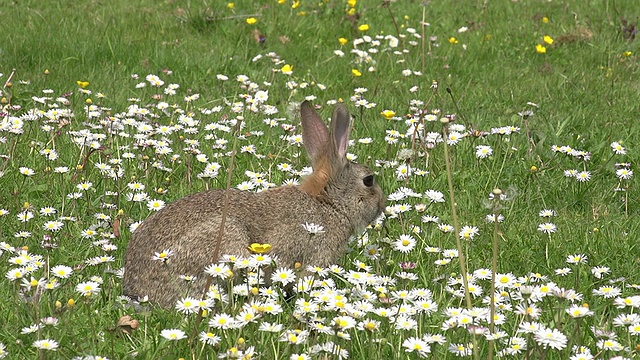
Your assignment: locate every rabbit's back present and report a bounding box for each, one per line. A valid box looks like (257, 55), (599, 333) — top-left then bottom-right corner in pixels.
(123, 186), (352, 307)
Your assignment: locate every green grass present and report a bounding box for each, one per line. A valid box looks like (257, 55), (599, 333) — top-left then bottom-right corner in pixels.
(1, 0), (640, 358)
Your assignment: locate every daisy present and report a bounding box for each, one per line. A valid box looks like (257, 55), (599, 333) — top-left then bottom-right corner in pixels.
(146, 199), (166, 211)
(424, 190), (445, 203)
(302, 222), (325, 235)
(175, 297), (200, 314)
(590, 266), (610, 279)
(19, 167), (36, 176)
(538, 209), (557, 217)
(566, 254), (588, 264)
(51, 265), (73, 279)
(199, 331), (221, 346)
(258, 322), (284, 332)
(534, 327), (567, 350)
(43, 220), (64, 232)
(537, 222), (556, 234)
(566, 305), (593, 318)
(32, 339), (59, 351)
(403, 336), (431, 356)
(39, 207), (57, 216)
(76, 181), (93, 190)
(616, 168), (633, 180)
(610, 141), (626, 154)
(151, 249), (174, 262)
(392, 234), (416, 253)
(204, 263), (232, 279)
(593, 285), (621, 298)
(357, 319), (381, 332)
(209, 311), (238, 329)
(160, 328), (187, 341)
(475, 145), (493, 159)
(271, 268), (296, 285)
(76, 281), (101, 297)
(575, 171), (591, 182)
(459, 225), (479, 240)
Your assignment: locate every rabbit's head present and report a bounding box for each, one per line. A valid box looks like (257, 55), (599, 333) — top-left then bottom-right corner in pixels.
(299, 101), (385, 231)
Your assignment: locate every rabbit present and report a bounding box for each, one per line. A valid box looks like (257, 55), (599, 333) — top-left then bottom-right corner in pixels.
(122, 100), (385, 308)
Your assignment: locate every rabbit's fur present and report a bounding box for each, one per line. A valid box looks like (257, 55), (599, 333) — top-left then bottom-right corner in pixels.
(123, 101), (385, 308)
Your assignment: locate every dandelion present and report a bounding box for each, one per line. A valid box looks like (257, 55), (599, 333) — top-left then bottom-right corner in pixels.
(160, 328), (187, 341)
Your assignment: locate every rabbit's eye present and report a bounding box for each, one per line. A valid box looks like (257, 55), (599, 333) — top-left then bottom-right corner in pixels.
(363, 175), (374, 187)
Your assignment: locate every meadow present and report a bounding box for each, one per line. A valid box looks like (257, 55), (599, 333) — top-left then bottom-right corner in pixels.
(1, 0), (640, 358)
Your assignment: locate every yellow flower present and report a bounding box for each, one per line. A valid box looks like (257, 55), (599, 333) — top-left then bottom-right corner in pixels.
(348, 0), (357, 7)
(85, 98), (93, 105)
(278, 0), (285, 3)
(535, 44), (546, 54)
(76, 80), (89, 89)
(291, 0), (299, 8)
(542, 16), (549, 23)
(358, 24), (369, 31)
(67, 298), (76, 308)
(623, 51), (633, 57)
(530, 165), (538, 172)
(248, 243), (272, 254)
(543, 35), (554, 45)
(281, 64), (293, 74)
(448, 37), (458, 44)
(347, 8), (356, 16)
(380, 109), (396, 120)
(351, 69), (362, 77)
(227, 2), (234, 9)
(339, 37), (348, 45)
(246, 17), (257, 25)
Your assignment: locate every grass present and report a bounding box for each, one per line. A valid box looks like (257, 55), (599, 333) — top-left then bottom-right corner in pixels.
(1, 0), (640, 358)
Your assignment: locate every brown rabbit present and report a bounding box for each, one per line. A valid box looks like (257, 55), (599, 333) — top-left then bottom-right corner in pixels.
(123, 101), (385, 308)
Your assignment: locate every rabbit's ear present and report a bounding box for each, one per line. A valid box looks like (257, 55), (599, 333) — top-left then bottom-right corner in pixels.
(300, 101), (329, 164)
(330, 103), (351, 160)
